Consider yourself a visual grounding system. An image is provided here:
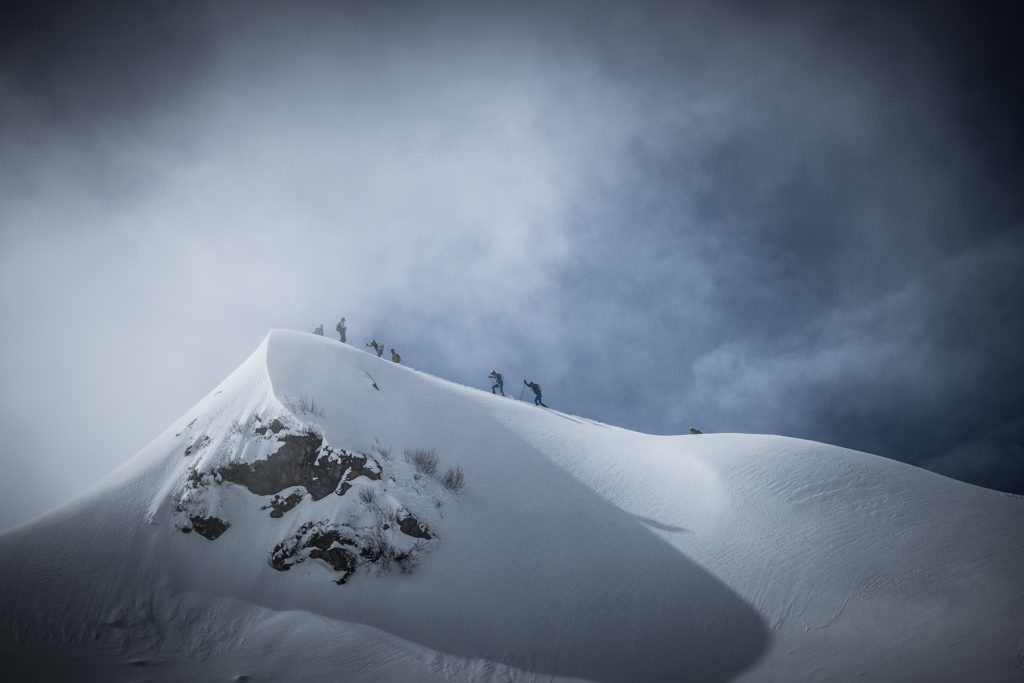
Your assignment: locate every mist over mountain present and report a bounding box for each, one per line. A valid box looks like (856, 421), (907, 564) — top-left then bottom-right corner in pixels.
(2, 1), (1023, 531)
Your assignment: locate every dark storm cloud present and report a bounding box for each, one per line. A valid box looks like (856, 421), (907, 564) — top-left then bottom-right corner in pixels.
(0, 1), (216, 199)
(1, 1), (1021, 529)
(0, 1), (211, 116)
(921, 417), (1024, 494)
(536, 1), (1024, 494)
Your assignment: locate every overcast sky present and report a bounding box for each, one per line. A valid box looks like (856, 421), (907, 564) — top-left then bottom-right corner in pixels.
(1, 1), (1021, 530)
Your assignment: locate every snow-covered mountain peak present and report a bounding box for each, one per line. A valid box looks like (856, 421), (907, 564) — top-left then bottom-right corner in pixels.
(2, 330), (1022, 682)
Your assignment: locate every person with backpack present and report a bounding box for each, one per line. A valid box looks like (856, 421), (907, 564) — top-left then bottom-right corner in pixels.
(335, 317), (347, 343)
(366, 340), (384, 357)
(390, 348), (401, 364)
(523, 379), (546, 407)
(488, 370), (505, 396)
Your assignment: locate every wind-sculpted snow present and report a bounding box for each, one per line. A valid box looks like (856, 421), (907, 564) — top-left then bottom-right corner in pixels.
(1, 330), (1022, 682)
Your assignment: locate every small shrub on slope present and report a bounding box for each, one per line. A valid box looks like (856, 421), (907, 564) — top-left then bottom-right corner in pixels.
(371, 438), (392, 461)
(405, 448), (439, 477)
(363, 525), (394, 575)
(358, 487), (376, 506)
(294, 394), (325, 417)
(441, 464), (465, 493)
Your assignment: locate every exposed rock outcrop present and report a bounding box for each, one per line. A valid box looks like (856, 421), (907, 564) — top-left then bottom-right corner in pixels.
(398, 512), (432, 540)
(263, 489), (306, 518)
(267, 514), (429, 585)
(172, 416), (443, 585)
(270, 521), (360, 583)
(217, 430), (380, 501)
(173, 468), (229, 539)
(253, 418), (287, 436)
(187, 515), (230, 540)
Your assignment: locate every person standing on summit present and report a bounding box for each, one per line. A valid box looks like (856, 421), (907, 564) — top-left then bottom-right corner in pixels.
(489, 370), (505, 396)
(523, 379), (546, 407)
(335, 317), (347, 343)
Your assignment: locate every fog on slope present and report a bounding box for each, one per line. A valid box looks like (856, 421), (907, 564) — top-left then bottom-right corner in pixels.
(1, 1), (1022, 531)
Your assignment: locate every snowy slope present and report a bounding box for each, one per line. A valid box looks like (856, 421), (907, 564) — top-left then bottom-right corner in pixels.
(1, 330), (1022, 682)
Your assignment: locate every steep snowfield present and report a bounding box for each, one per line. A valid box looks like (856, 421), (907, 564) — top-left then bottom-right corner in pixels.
(1, 330), (1022, 682)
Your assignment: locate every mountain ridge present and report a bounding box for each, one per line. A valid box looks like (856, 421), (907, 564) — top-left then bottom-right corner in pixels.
(1, 329), (1021, 682)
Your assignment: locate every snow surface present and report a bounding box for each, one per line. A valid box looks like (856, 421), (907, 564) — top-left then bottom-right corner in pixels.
(2, 329), (1023, 682)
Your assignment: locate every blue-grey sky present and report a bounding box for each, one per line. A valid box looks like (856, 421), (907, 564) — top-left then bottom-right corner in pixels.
(1, 1), (1022, 530)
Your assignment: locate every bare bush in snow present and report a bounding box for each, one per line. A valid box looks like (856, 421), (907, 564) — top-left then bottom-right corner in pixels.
(364, 525), (394, 575)
(371, 438), (392, 461)
(441, 464), (465, 492)
(358, 487), (376, 506)
(375, 503), (398, 527)
(294, 394), (325, 417)
(405, 448), (439, 477)
(396, 543), (421, 574)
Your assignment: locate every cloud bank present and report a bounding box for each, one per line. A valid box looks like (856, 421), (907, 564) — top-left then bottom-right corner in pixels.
(1, 1), (1021, 528)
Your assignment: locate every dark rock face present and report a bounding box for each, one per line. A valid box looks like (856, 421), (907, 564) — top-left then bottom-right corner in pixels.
(263, 489), (305, 518)
(174, 470), (229, 539)
(398, 512), (432, 540)
(309, 546), (356, 574)
(253, 418), (287, 436)
(271, 522), (359, 583)
(190, 515), (229, 540)
(173, 419), (441, 584)
(186, 467), (203, 486)
(218, 430), (380, 501)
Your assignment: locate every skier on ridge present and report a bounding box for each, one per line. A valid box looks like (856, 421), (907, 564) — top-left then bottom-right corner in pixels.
(390, 348), (401, 364)
(336, 317), (347, 343)
(366, 340), (384, 357)
(489, 370), (505, 396)
(523, 379), (547, 407)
